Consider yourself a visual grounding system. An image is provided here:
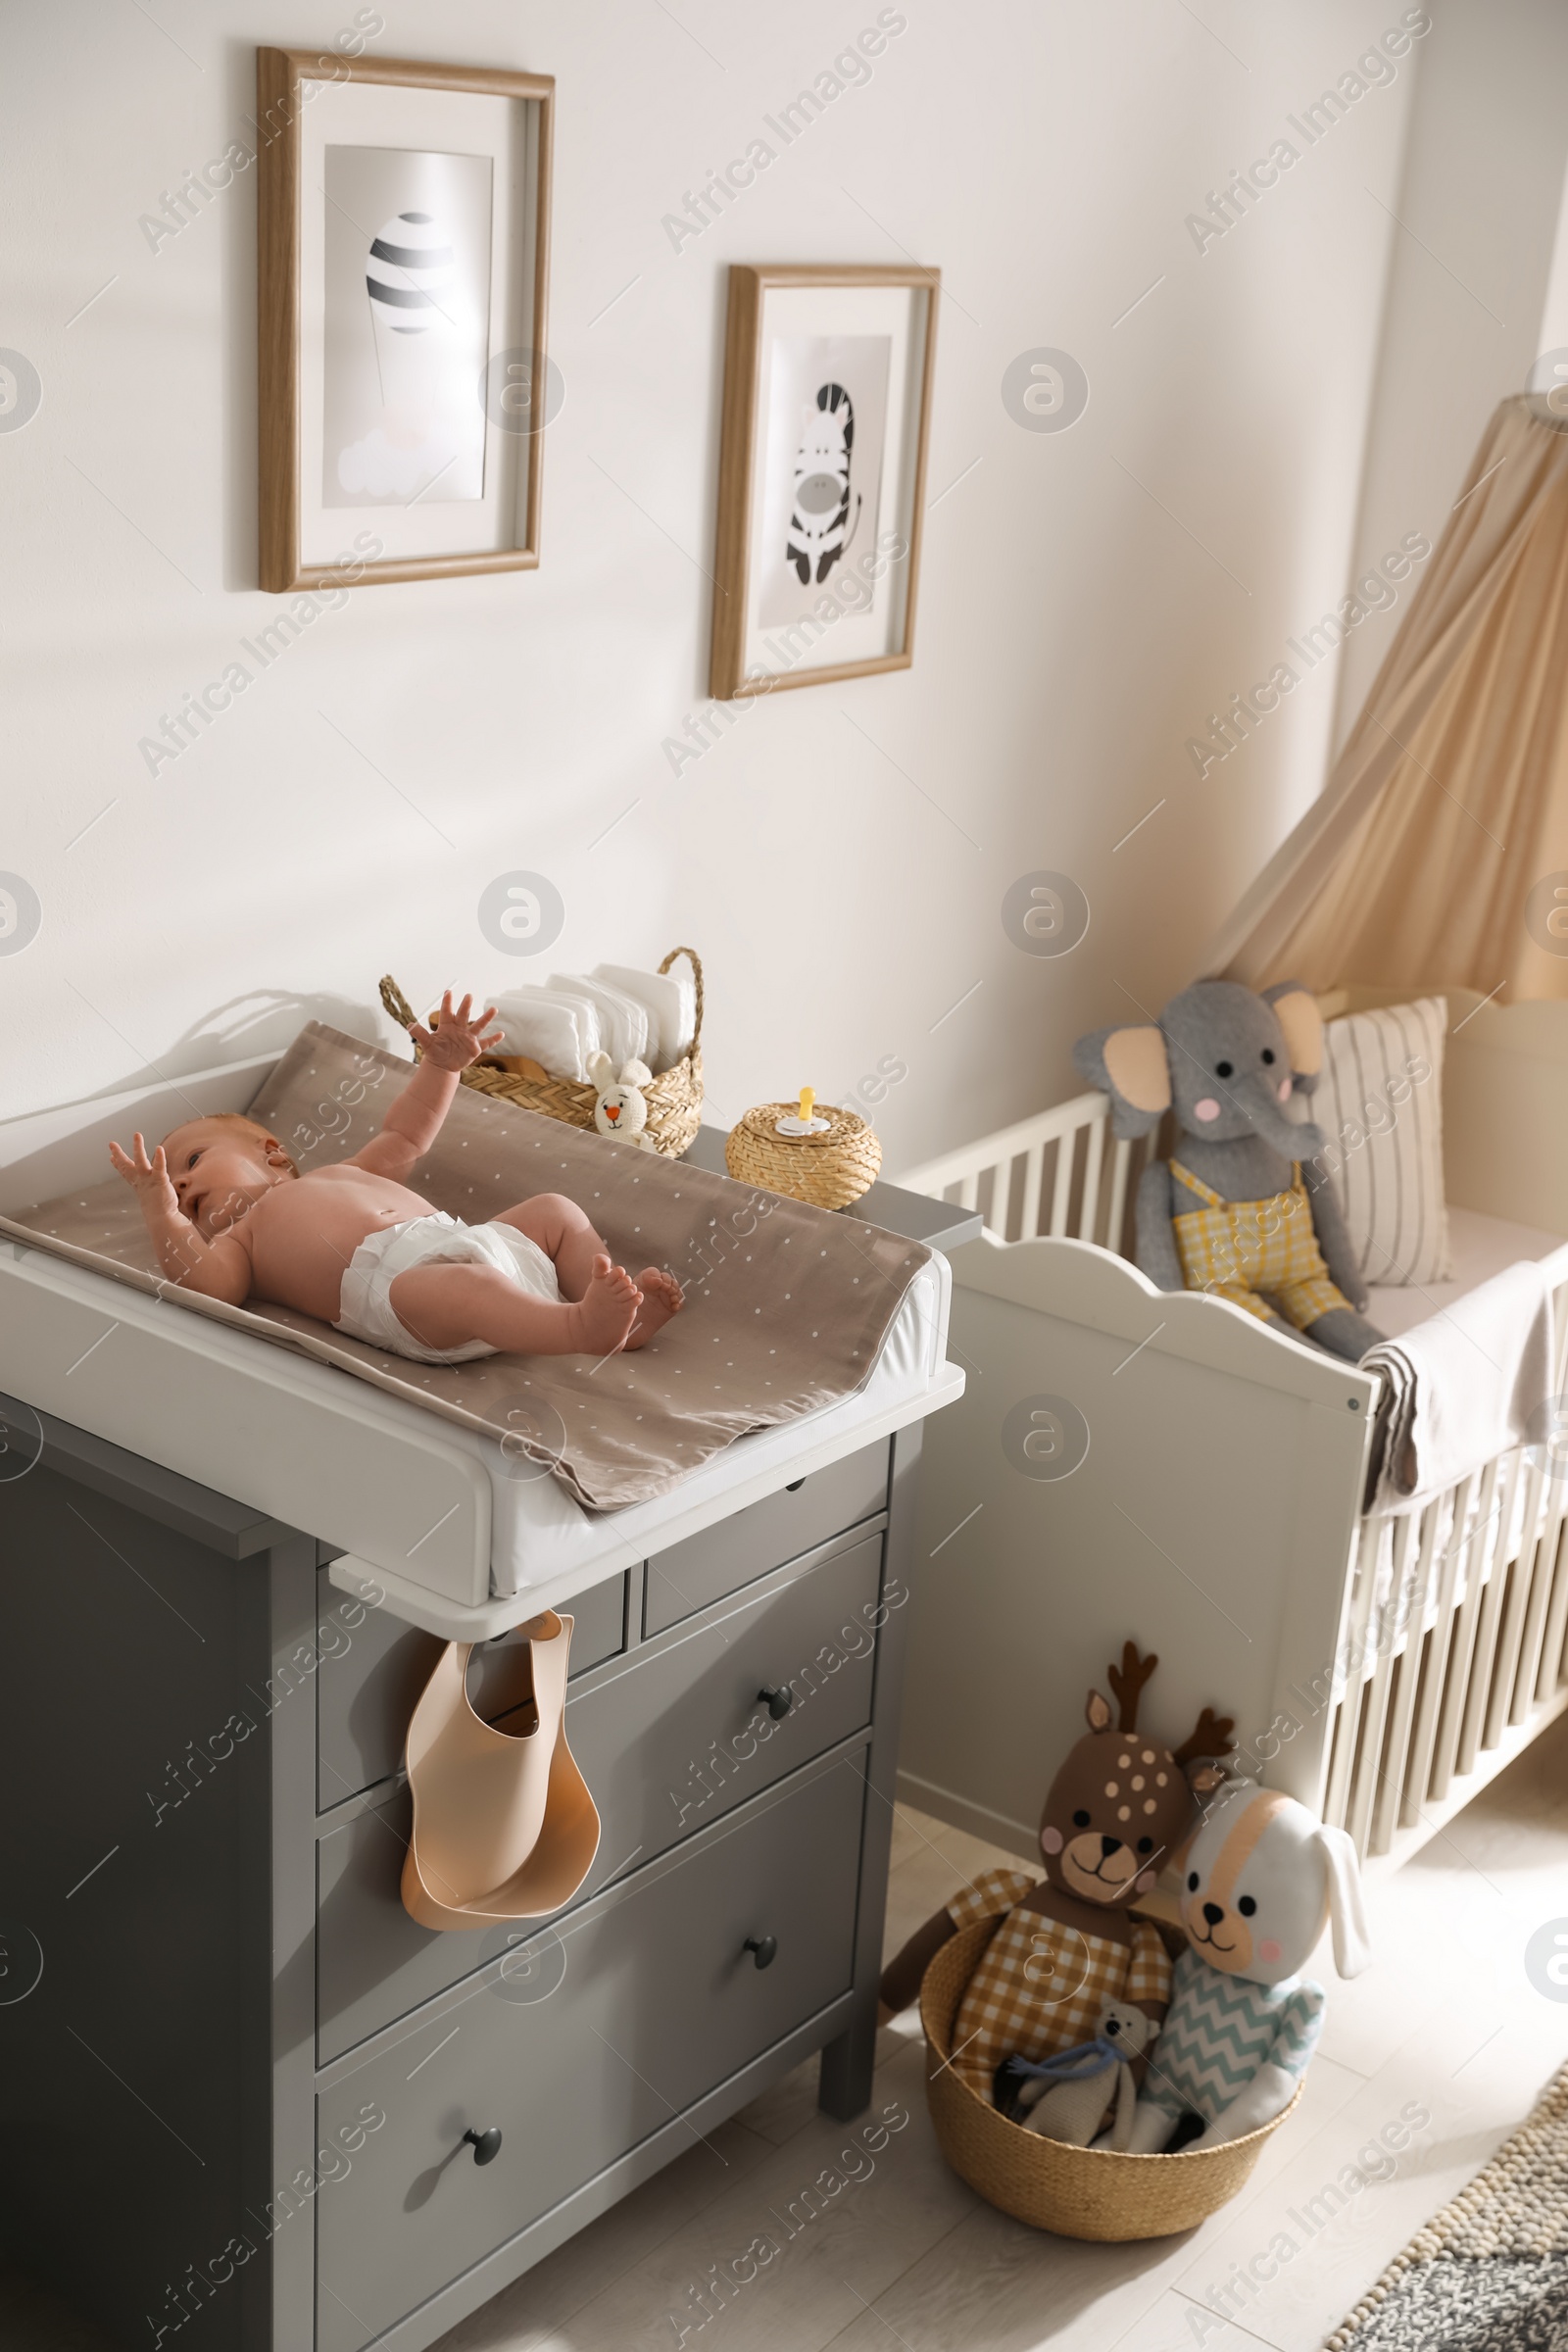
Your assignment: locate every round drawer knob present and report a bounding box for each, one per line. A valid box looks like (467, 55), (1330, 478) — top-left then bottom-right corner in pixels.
(758, 1685), (793, 1721)
(463, 2127), (503, 2166)
(745, 1935), (778, 1970)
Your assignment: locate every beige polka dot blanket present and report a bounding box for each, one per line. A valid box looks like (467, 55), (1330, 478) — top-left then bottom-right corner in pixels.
(1, 1023), (931, 1510)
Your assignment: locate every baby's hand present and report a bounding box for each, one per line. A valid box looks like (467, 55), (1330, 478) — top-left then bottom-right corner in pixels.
(413, 991), (504, 1073)
(109, 1132), (181, 1218)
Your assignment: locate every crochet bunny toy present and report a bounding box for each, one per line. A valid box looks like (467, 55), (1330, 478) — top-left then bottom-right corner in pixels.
(996, 1997), (1159, 2149)
(1073, 978), (1382, 1362)
(880, 1644), (1234, 2106)
(589, 1053), (656, 1150)
(1126, 1779), (1372, 2154)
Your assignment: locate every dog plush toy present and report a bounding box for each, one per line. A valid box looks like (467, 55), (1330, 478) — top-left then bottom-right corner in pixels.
(1126, 1779), (1372, 2153)
(880, 1644), (1233, 2106)
(996, 1997), (1159, 2149)
(588, 1053), (656, 1150)
(1073, 978), (1382, 1362)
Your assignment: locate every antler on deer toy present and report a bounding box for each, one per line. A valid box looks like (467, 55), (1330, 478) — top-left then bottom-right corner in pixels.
(1106, 1642), (1158, 1735)
(1172, 1705), (1237, 1767)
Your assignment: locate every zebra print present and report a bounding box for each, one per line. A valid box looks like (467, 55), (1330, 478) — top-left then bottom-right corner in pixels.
(786, 380), (860, 587)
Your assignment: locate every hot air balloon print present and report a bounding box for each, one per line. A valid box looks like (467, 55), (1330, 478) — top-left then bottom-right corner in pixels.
(365, 209), (456, 414)
(325, 150), (493, 507)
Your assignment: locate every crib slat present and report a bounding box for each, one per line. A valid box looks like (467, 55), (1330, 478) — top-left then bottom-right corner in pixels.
(1019, 1143), (1045, 1241)
(1401, 1472), (1476, 1826)
(1430, 1457), (1502, 1800)
(1323, 1516), (1383, 1829)
(1536, 1511), (1568, 1701)
(1048, 1129), (1075, 1238)
(1491, 1454), (1546, 1741)
(1106, 1138), (1133, 1256)
(1507, 1478), (1556, 1721)
(1347, 1513), (1416, 1856)
(1372, 1495), (1447, 1843)
(1077, 1113), (1105, 1243)
(1457, 1449), (1522, 1774)
(992, 1154), (1017, 1242)
(1370, 1499), (1440, 1855)
(1346, 1648), (1396, 1858)
(1522, 1494), (1568, 1707)
(956, 1170), (979, 1213)
(1521, 1279), (1568, 1705)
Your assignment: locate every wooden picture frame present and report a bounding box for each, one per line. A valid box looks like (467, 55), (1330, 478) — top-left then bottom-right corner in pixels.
(709, 264), (939, 701)
(257, 48), (554, 591)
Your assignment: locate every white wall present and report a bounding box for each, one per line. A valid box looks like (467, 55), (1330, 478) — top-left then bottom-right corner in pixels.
(0, 0), (1501, 1166)
(1333, 0), (1568, 743)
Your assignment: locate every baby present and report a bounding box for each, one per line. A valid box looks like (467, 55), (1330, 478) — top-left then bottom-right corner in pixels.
(109, 994), (684, 1363)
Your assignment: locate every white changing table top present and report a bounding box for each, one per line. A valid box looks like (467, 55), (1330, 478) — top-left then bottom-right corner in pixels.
(0, 1053), (967, 1639)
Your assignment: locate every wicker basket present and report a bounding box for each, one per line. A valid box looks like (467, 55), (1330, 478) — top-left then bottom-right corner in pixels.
(920, 1919), (1302, 2240)
(724, 1100), (881, 1208)
(378, 949), (705, 1160)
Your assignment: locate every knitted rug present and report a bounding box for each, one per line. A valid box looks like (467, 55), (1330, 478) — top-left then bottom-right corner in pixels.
(1327, 2063), (1568, 2350)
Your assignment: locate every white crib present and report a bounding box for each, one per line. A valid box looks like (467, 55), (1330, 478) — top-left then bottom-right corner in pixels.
(894, 986), (1568, 1878)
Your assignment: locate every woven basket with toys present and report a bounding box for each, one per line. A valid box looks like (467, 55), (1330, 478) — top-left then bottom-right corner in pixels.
(885, 1643), (1370, 2241)
(920, 1920), (1302, 2240)
(378, 948), (704, 1160)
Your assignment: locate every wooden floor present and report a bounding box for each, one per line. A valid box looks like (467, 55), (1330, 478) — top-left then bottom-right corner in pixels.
(9, 1710), (1568, 2352)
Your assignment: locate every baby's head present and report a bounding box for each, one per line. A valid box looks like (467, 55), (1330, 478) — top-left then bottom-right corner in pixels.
(160, 1114), (297, 1238)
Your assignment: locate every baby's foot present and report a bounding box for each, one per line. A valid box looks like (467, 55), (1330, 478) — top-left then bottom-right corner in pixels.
(625, 1267), (684, 1349)
(570, 1254), (642, 1356)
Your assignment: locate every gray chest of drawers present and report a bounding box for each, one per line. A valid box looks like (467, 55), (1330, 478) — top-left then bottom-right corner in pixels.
(0, 1403), (928, 2351)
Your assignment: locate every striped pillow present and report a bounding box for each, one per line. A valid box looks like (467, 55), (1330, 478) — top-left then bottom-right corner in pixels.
(1317, 998), (1451, 1285)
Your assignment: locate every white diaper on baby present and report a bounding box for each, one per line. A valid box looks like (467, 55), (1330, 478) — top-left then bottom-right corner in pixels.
(335, 1212), (561, 1365)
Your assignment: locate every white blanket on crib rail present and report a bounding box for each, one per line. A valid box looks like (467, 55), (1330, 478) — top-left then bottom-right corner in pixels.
(1362, 1258), (1555, 1513)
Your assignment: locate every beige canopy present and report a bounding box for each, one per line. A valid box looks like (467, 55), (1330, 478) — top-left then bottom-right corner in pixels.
(1211, 394), (1568, 1000)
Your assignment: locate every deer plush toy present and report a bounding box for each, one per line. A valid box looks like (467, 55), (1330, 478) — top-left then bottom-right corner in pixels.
(880, 1644), (1234, 2124)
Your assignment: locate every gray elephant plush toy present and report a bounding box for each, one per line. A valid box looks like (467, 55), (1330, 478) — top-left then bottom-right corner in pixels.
(1073, 979), (1383, 1362)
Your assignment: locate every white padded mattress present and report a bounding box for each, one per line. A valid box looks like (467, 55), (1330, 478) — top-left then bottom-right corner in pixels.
(1365, 1204), (1567, 1339)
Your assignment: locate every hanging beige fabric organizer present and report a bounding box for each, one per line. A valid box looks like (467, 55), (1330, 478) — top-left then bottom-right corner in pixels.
(401, 1612), (602, 1931)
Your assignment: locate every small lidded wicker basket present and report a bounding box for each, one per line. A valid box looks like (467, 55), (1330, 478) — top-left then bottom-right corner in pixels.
(920, 1919), (1302, 2241)
(378, 948), (705, 1160)
(724, 1101), (881, 1209)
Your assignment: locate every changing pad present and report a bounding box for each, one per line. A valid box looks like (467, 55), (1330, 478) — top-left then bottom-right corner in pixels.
(1, 1023), (932, 1512)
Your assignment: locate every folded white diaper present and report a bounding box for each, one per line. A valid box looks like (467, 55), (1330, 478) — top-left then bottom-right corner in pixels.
(550, 975), (649, 1070)
(593, 962), (697, 1073)
(335, 1212), (562, 1364)
(541, 988), (606, 1073)
(489, 989), (599, 1082)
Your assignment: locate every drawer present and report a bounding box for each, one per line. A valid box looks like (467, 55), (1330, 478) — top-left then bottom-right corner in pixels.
(643, 1436), (889, 1635)
(316, 1753), (863, 2352)
(316, 1569), (627, 1809)
(316, 1528), (883, 2064)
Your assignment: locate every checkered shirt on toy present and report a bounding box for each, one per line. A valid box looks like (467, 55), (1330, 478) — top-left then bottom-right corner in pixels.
(946, 1868), (1171, 2098)
(1169, 1159), (1349, 1330)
